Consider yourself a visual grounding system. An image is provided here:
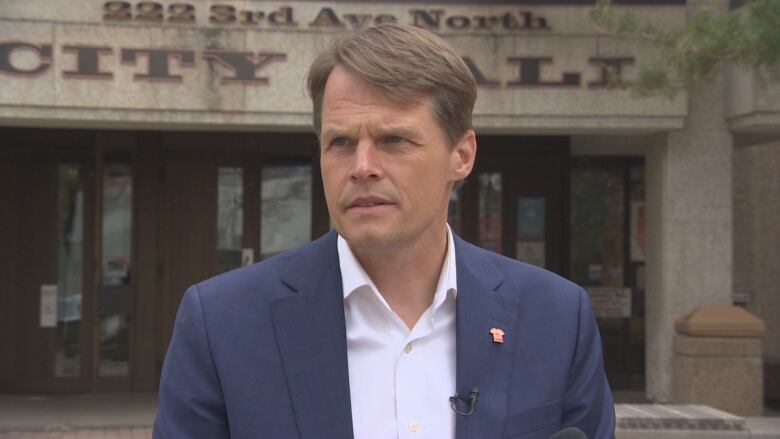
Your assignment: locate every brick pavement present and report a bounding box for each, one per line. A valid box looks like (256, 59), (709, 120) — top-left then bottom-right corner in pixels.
(0, 427), (152, 439)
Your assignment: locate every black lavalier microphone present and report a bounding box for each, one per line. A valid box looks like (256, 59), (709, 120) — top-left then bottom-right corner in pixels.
(548, 427), (588, 439)
(449, 387), (480, 416)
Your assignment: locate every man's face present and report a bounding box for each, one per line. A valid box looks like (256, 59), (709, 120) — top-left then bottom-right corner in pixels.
(319, 66), (476, 253)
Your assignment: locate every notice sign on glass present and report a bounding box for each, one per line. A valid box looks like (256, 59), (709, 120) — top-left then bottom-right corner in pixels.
(586, 287), (632, 318)
(40, 284), (58, 328)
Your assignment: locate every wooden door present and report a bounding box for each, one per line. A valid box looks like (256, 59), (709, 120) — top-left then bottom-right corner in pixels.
(159, 154), (219, 354)
(453, 136), (568, 275)
(0, 146), (96, 392)
(157, 140), (324, 359)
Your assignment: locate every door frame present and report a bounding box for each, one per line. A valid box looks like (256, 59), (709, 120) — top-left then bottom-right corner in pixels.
(569, 156), (646, 391)
(0, 129), (98, 392)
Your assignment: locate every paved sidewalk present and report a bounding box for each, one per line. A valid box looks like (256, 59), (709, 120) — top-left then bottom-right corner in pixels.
(1, 392), (778, 438)
(0, 427), (152, 439)
(0, 394), (156, 438)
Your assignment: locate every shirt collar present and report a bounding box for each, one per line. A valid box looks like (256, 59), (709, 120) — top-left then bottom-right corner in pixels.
(337, 225), (458, 303)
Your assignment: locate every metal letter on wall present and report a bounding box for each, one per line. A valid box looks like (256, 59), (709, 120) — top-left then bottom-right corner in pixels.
(0, 42), (53, 76)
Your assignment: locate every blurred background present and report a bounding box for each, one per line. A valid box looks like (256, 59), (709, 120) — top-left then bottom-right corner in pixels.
(1, 0), (779, 436)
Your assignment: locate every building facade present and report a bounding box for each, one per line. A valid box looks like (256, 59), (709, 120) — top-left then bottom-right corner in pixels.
(1, 0), (778, 406)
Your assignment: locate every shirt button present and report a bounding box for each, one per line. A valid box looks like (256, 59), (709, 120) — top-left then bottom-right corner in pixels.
(404, 343), (413, 354)
(408, 419), (421, 432)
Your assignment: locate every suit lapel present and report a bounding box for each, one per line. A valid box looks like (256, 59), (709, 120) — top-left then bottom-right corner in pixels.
(270, 231), (354, 439)
(454, 236), (521, 439)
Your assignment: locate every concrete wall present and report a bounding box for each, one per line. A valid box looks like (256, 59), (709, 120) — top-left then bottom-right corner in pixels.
(733, 139), (780, 398)
(727, 65), (780, 133)
(0, 0), (686, 133)
(645, 0), (735, 404)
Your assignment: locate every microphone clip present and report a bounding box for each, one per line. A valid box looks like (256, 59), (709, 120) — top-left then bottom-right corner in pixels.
(449, 387), (480, 416)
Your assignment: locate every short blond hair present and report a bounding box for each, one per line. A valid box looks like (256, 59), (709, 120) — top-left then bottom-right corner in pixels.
(306, 24), (477, 147)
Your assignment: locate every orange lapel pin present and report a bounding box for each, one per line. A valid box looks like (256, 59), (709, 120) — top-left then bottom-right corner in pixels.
(489, 327), (505, 344)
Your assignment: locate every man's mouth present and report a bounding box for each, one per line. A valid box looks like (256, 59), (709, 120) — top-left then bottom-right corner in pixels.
(348, 197), (393, 209)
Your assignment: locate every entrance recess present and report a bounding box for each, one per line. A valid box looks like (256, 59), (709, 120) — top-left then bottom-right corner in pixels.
(1, 129), (575, 393)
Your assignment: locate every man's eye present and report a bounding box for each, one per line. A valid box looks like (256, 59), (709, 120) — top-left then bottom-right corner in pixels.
(384, 135), (405, 144)
(330, 137), (348, 147)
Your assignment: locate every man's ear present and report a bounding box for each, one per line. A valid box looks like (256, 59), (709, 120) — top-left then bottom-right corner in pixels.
(451, 129), (477, 181)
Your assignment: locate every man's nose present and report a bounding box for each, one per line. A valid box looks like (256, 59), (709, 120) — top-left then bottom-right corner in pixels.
(351, 141), (382, 181)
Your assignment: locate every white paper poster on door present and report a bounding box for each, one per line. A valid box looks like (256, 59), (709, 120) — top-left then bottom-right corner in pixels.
(242, 248), (255, 267)
(40, 284), (58, 328)
(586, 287), (632, 318)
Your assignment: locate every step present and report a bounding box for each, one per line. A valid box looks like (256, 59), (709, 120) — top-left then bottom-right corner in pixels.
(616, 404), (750, 439)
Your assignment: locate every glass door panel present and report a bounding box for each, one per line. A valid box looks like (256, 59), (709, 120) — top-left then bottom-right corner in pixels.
(478, 172), (502, 253)
(570, 165), (625, 288)
(217, 167), (244, 273)
(55, 164), (86, 378)
(260, 164), (312, 259)
(515, 197), (547, 268)
(569, 158), (645, 390)
(98, 153), (133, 378)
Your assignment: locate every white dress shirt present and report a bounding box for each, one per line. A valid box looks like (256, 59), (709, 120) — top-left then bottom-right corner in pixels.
(338, 227), (458, 439)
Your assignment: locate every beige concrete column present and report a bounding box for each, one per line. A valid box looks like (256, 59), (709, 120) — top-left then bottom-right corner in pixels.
(645, 0), (734, 402)
(734, 139), (780, 400)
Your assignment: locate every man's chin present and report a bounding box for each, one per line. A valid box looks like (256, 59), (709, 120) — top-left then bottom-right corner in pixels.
(340, 230), (399, 254)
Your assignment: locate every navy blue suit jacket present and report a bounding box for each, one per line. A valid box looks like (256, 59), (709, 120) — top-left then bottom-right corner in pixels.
(154, 230), (615, 438)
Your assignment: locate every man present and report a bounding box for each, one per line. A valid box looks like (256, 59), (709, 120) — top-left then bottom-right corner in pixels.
(154, 24), (615, 439)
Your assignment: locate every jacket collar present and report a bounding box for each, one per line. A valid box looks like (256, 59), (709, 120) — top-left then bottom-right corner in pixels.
(271, 230), (354, 439)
